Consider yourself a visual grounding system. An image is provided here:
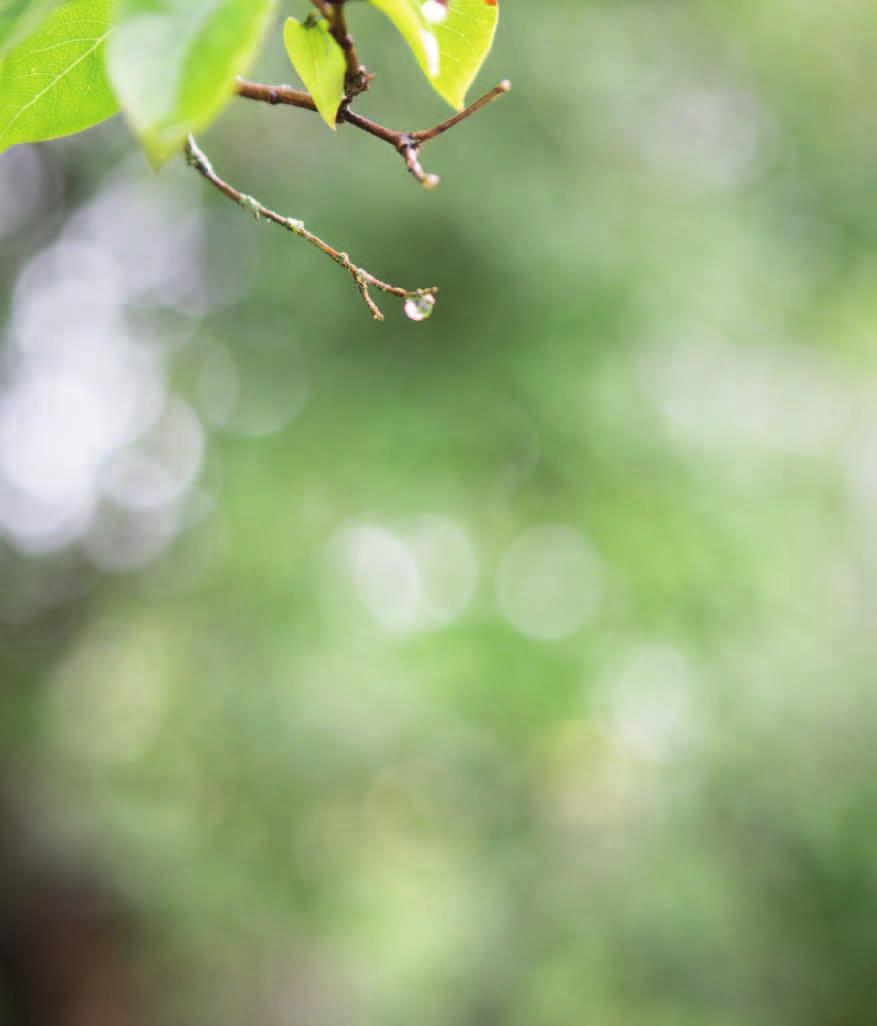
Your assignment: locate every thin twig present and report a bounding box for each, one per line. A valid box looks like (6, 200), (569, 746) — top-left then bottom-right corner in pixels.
(411, 81), (512, 143)
(235, 78), (512, 188)
(184, 135), (437, 322)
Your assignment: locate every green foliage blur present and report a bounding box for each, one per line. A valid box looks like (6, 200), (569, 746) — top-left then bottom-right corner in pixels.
(3, 2), (877, 1024)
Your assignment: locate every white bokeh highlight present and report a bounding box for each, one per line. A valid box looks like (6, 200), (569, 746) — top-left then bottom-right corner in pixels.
(0, 153), (232, 579)
(335, 515), (478, 635)
(597, 644), (701, 763)
(496, 524), (605, 641)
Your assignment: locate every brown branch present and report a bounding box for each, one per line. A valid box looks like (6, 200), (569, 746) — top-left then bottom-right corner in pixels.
(330, 1), (369, 96)
(309, 0), (368, 96)
(412, 81), (512, 143)
(235, 78), (511, 188)
(212, 7), (509, 317)
(184, 135), (437, 322)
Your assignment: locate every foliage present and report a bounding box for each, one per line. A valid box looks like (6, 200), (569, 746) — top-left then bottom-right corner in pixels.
(0, 0), (64, 54)
(107, 0), (279, 165)
(0, 0), (500, 160)
(284, 15), (347, 129)
(0, 0), (117, 152)
(370, 0), (499, 110)
(0, 0), (505, 319)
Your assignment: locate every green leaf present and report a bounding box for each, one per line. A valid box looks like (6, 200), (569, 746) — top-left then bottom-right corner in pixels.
(283, 16), (346, 131)
(0, 0), (118, 154)
(368, 0), (498, 110)
(106, 0), (278, 167)
(0, 0), (65, 55)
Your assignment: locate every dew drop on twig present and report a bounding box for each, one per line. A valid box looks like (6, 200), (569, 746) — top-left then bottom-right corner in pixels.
(404, 293), (436, 322)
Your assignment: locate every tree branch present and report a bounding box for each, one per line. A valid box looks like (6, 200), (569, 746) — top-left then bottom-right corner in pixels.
(330, 1), (369, 96)
(235, 78), (512, 188)
(228, 4), (510, 317)
(411, 81), (513, 143)
(309, 0), (369, 96)
(184, 135), (437, 322)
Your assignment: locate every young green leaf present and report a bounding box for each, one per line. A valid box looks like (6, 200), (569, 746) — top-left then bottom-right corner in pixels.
(0, 0), (118, 154)
(283, 17), (346, 131)
(369, 0), (498, 110)
(0, 0), (65, 55)
(106, 0), (277, 167)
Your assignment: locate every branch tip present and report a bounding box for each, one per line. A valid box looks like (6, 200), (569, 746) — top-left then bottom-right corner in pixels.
(184, 135), (436, 322)
(235, 73), (511, 186)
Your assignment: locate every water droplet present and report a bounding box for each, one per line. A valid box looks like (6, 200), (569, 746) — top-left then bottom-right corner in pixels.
(404, 293), (436, 322)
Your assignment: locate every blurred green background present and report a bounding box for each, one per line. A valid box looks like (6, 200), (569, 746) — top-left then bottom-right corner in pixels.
(4, 1), (877, 1023)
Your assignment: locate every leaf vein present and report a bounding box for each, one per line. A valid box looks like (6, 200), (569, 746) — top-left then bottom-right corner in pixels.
(0, 28), (110, 142)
